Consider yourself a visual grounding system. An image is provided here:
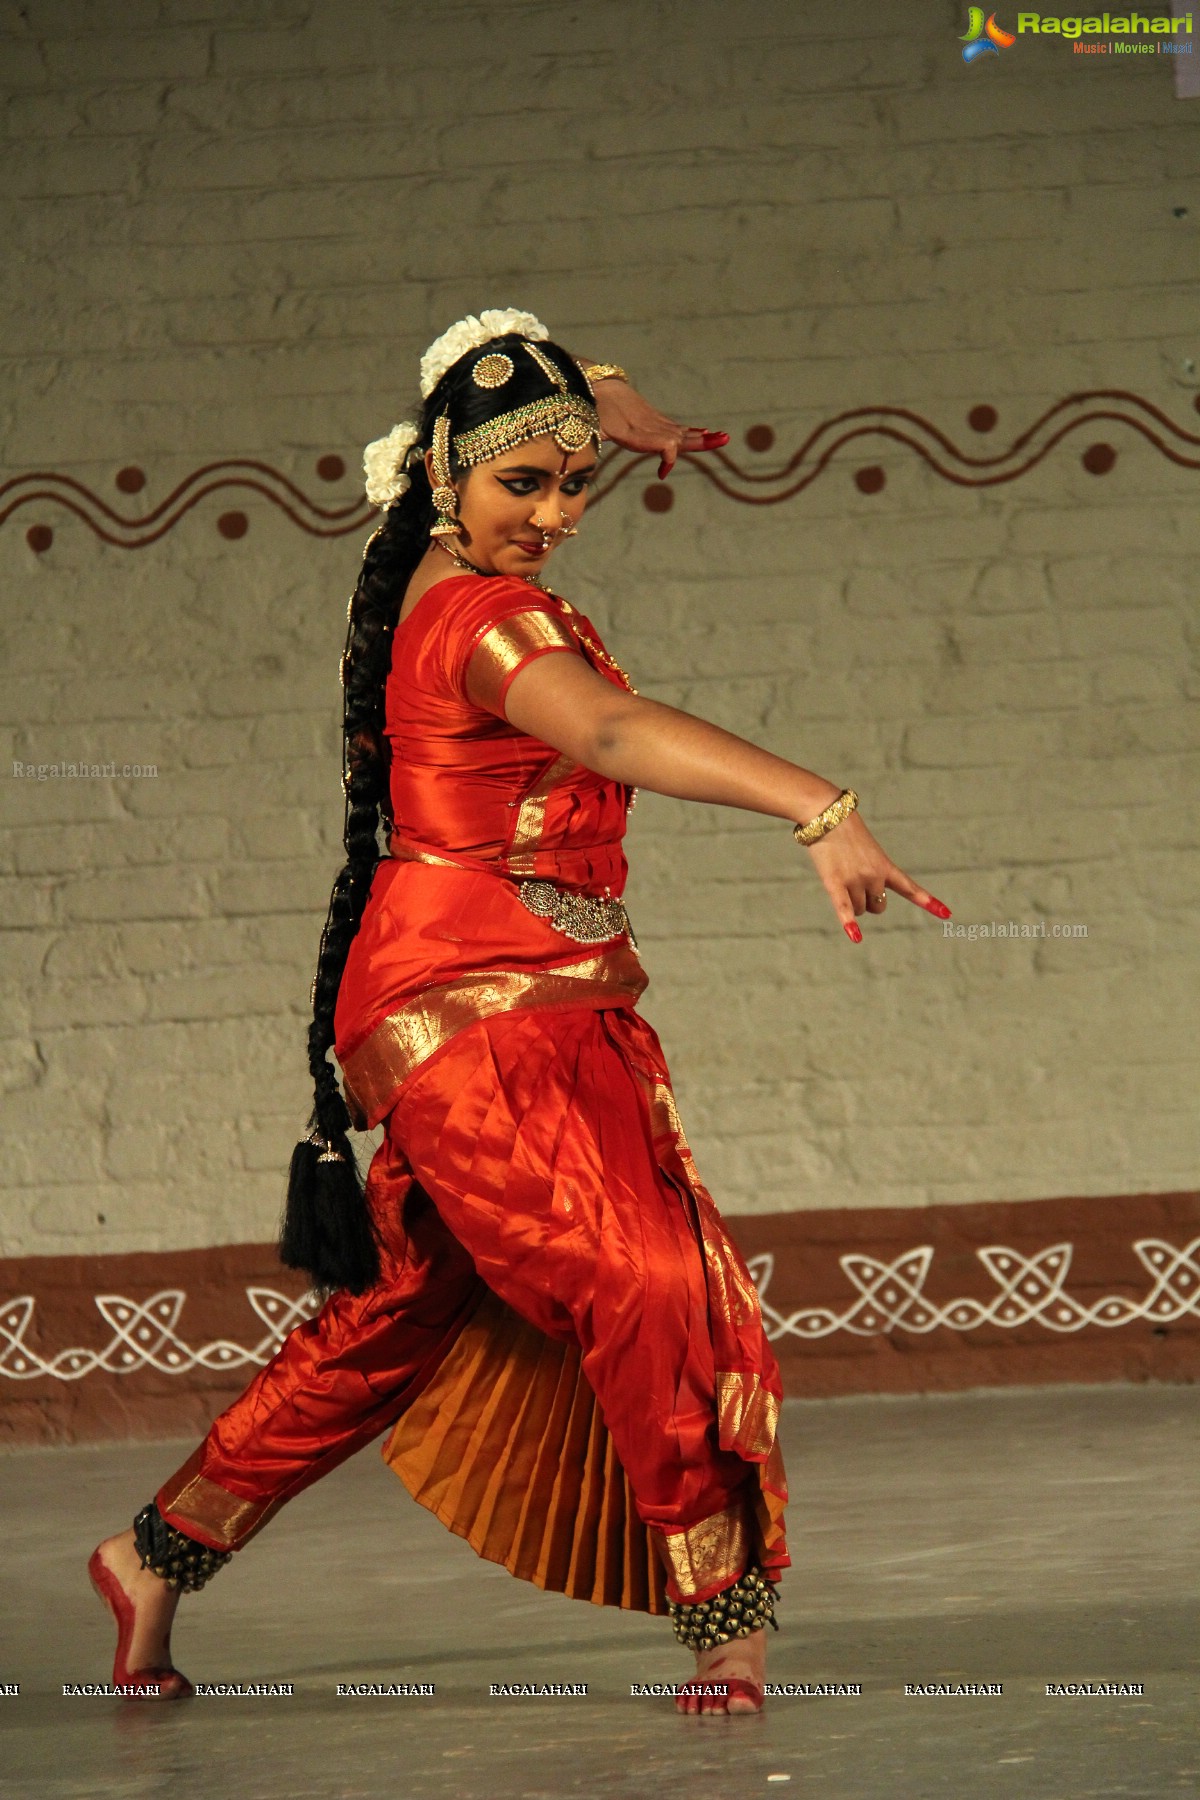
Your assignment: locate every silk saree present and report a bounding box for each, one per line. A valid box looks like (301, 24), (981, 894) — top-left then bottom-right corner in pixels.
(156, 573), (789, 1612)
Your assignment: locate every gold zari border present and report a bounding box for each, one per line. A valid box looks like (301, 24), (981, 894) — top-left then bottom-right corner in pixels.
(509, 751), (576, 874)
(715, 1371), (780, 1461)
(157, 1451), (281, 1552)
(341, 946), (648, 1127)
(654, 1501), (750, 1602)
(466, 612), (578, 715)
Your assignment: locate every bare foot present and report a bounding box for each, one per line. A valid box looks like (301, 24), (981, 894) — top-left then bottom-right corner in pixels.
(675, 1628), (767, 1716)
(89, 1529), (187, 1697)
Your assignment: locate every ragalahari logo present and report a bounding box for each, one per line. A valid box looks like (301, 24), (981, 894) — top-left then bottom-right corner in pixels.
(961, 8), (1018, 59)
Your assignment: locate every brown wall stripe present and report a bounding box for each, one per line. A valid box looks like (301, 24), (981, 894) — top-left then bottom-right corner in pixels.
(2, 1190), (1196, 1445)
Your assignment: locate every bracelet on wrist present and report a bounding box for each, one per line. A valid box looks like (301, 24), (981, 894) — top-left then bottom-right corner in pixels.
(581, 362), (629, 388)
(793, 788), (858, 847)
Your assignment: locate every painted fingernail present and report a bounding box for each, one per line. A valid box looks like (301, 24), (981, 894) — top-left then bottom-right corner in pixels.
(844, 921), (862, 943)
(700, 430), (729, 447)
(924, 898), (952, 919)
(658, 459), (673, 479)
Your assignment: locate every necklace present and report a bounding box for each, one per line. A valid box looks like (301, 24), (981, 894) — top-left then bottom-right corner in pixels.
(435, 539), (546, 591)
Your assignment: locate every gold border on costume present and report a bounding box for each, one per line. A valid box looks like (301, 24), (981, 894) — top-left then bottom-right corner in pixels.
(655, 1501), (750, 1600)
(158, 1451), (283, 1551)
(341, 946), (649, 1129)
(508, 753), (577, 874)
(465, 611), (579, 714)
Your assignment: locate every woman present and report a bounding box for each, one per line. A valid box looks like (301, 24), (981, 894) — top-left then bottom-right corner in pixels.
(89, 309), (950, 1717)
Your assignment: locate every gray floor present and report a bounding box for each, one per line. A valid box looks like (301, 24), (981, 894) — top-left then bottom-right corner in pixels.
(2, 1384), (1197, 1800)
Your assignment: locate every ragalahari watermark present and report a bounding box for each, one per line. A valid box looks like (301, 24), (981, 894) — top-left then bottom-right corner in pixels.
(943, 919), (1088, 940)
(12, 759), (158, 780)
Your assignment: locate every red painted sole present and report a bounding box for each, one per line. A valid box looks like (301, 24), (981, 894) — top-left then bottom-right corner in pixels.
(87, 1546), (194, 1701)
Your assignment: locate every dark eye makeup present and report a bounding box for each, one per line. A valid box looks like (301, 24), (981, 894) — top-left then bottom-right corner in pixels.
(498, 474), (593, 496)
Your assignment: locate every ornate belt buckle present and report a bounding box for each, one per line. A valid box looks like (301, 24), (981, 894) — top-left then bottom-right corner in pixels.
(518, 879), (635, 947)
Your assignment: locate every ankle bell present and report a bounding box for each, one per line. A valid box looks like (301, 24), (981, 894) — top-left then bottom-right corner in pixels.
(667, 1564), (779, 1653)
(133, 1502), (232, 1593)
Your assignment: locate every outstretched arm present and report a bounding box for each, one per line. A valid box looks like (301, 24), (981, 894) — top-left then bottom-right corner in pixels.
(502, 651), (950, 943)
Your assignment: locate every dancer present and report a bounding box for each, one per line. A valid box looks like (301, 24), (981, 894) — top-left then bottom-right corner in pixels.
(90, 308), (950, 1716)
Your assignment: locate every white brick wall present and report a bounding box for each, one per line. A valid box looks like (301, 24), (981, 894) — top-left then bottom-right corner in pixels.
(1, 0), (1197, 1255)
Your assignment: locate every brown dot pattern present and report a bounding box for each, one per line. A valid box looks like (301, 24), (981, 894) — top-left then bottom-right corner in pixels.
(643, 485), (674, 514)
(1081, 443), (1116, 475)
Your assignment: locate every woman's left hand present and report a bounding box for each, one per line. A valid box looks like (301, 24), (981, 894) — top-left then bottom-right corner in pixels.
(803, 812), (951, 944)
(593, 379), (729, 478)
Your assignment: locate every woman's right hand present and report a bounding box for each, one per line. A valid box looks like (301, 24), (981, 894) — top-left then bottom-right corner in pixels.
(803, 812), (951, 943)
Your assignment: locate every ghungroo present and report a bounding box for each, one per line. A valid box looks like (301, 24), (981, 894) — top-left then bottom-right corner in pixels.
(667, 1565), (779, 1652)
(133, 1502), (232, 1592)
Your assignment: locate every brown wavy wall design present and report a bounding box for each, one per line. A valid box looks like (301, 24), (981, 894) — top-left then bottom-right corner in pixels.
(4, 392), (1199, 551)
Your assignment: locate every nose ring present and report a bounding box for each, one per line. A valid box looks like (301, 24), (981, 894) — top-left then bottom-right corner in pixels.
(533, 511), (578, 548)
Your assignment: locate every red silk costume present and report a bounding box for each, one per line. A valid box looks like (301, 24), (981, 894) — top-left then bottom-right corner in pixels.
(155, 573), (789, 1611)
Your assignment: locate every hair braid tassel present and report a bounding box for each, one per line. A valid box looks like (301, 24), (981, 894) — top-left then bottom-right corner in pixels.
(278, 326), (595, 1298)
(278, 605), (389, 1296)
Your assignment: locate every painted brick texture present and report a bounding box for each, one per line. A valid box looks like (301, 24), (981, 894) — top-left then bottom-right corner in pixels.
(1, 0), (1197, 1257)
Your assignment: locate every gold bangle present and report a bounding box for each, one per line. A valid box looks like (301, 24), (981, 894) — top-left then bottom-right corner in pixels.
(793, 788), (859, 846)
(581, 362), (628, 386)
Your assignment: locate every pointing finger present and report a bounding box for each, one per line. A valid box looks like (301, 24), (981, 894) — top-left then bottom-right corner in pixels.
(886, 867), (951, 919)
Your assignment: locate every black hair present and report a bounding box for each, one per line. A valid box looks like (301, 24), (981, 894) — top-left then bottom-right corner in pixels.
(278, 335), (595, 1294)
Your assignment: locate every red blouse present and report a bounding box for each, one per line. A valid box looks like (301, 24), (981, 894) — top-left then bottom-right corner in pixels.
(333, 573), (647, 1125)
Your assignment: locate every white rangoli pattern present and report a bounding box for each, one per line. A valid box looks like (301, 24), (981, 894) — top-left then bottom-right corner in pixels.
(747, 1238), (1200, 1341)
(0, 1287), (318, 1381)
(0, 1239), (1197, 1380)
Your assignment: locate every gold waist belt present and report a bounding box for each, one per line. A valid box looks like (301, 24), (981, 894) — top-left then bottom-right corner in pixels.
(518, 879), (634, 946)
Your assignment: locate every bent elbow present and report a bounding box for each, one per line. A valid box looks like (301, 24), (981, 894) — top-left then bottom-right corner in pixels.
(587, 701), (637, 777)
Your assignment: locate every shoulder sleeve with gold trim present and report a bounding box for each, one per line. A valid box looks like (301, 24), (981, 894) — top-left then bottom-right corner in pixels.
(462, 607), (581, 718)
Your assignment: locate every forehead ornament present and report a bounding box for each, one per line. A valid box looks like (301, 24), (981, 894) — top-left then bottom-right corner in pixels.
(453, 396), (599, 465)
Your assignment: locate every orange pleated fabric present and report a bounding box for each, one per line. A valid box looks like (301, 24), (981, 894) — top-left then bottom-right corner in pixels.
(383, 1287), (670, 1613)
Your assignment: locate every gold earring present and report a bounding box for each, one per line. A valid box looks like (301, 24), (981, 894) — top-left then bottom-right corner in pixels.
(429, 414), (462, 540)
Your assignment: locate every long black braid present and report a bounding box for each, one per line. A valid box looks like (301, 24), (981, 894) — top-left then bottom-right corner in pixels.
(279, 333), (596, 1294)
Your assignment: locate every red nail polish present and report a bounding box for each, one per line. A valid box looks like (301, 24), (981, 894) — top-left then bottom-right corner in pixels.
(925, 899), (952, 919)
(844, 921), (862, 943)
(658, 459), (672, 479)
(700, 430), (729, 447)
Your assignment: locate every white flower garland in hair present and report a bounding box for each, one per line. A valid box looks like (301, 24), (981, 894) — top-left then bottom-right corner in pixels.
(418, 307), (549, 399)
(362, 420), (421, 508)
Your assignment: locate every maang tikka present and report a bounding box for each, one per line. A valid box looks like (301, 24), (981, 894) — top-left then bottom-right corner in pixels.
(429, 413), (462, 540)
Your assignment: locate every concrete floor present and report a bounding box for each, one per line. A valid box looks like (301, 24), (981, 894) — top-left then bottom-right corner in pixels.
(2, 1384), (1197, 1800)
